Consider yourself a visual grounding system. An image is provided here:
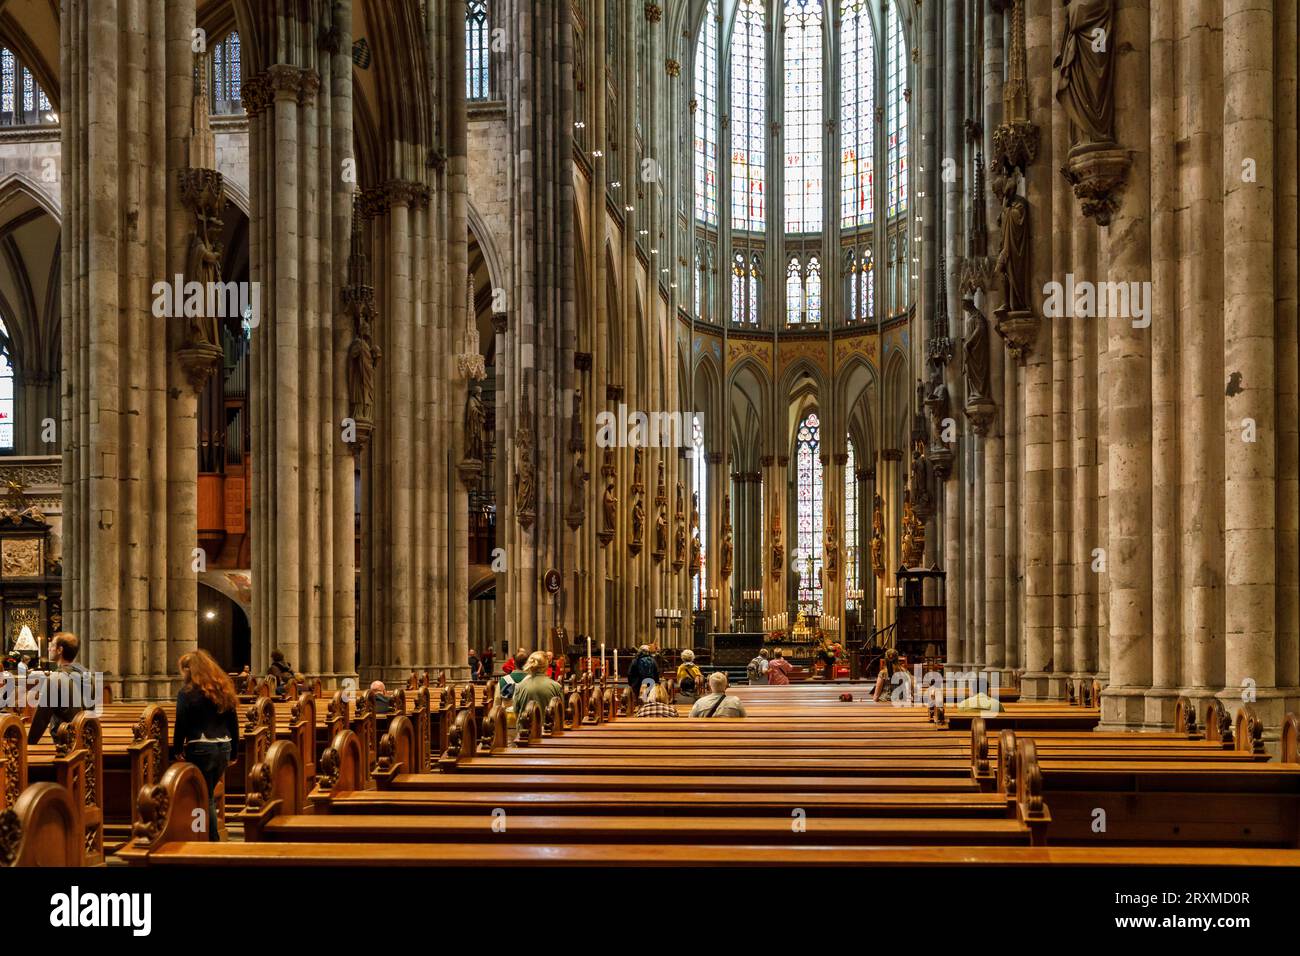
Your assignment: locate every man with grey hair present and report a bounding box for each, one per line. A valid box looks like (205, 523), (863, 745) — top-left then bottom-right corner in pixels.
(511, 650), (565, 718)
(688, 671), (746, 718)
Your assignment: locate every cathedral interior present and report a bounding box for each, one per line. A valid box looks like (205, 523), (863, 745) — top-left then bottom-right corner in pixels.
(0, 0), (1295, 742)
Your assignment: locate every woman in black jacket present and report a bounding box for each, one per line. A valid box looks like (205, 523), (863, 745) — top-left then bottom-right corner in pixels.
(173, 650), (241, 841)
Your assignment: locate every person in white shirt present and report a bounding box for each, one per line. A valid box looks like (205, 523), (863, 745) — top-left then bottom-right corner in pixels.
(688, 672), (747, 718)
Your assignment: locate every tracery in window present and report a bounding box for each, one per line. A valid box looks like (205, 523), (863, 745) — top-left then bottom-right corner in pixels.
(783, 0), (823, 234)
(693, 0), (719, 225)
(840, 1), (875, 228)
(211, 31), (242, 114)
(795, 412), (823, 612)
(730, 0), (766, 231)
(885, 0), (909, 218)
(466, 1), (491, 99)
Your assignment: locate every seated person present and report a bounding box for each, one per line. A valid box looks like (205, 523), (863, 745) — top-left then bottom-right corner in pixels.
(957, 691), (1002, 713)
(27, 632), (93, 745)
(634, 679), (678, 718)
(688, 672), (747, 718)
(370, 680), (393, 715)
(871, 649), (899, 702)
(675, 649), (704, 700)
(498, 650), (529, 702)
(511, 651), (565, 718)
(267, 648), (293, 693)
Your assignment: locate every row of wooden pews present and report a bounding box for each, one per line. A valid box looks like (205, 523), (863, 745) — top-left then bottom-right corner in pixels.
(102, 677), (1300, 867)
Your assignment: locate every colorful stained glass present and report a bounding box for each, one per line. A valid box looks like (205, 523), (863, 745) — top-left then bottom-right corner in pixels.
(467, 1), (490, 99)
(886, 1), (908, 218)
(692, 415), (708, 608)
(730, 0), (766, 231)
(844, 436), (858, 592)
(840, 0), (875, 228)
(0, 318), (13, 449)
(783, 0), (823, 234)
(786, 258), (803, 325)
(795, 412), (823, 611)
(211, 32), (242, 114)
(694, 0), (719, 224)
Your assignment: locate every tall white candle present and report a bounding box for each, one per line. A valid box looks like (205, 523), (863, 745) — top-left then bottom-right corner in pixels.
(614, 649), (619, 680)
(587, 636), (593, 673)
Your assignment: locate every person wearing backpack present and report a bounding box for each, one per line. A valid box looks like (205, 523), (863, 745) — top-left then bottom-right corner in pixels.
(674, 649), (704, 701)
(626, 645), (659, 691)
(746, 648), (771, 685)
(498, 649), (529, 703)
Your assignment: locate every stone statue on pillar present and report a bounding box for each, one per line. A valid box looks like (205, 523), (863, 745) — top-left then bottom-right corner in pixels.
(908, 438), (934, 520)
(1055, 0), (1129, 225)
(871, 493), (885, 579)
(770, 500), (784, 582)
(962, 298), (996, 435)
(993, 167), (1032, 316)
(630, 496), (645, 555)
(600, 481), (618, 545)
(720, 494), (734, 580)
(347, 308), (381, 425)
(654, 506), (668, 561)
(1054, 0), (1117, 149)
(824, 509), (838, 582)
(515, 386), (537, 530)
(463, 384), (486, 462)
(674, 522), (688, 570)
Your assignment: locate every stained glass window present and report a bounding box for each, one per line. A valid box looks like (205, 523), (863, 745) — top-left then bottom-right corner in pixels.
(795, 412), (823, 611)
(732, 254), (747, 324)
(806, 256), (822, 324)
(844, 436), (858, 592)
(211, 32), (242, 114)
(886, 1), (908, 218)
(467, 1), (491, 99)
(783, 0), (823, 234)
(730, 0), (766, 231)
(840, 0), (875, 228)
(0, 319), (14, 450)
(692, 415), (708, 608)
(693, 0), (719, 225)
(1, 47), (53, 125)
(786, 258), (803, 325)
(1, 48), (14, 117)
(749, 255), (762, 325)
(845, 247), (874, 322)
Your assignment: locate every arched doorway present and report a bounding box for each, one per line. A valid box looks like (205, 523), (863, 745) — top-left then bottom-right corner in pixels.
(197, 582), (251, 672)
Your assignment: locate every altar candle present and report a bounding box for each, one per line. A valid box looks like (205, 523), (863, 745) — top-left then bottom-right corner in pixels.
(614, 649), (619, 679)
(600, 643), (606, 678)
(587, 637), (593, 673)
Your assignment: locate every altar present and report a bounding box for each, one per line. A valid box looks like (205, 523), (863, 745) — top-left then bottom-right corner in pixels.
(708, 632), (763, 667)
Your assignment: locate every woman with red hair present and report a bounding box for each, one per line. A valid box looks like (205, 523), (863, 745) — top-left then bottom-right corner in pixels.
(172, 649), (240, 841)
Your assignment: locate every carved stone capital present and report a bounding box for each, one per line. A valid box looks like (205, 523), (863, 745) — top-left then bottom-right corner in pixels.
(176, 342), (224, 395)
(240, 73), (273, 115)
(1060, 144), (1131, 227)
(992, 121), (1039, 172)
(457, 353), (487, 381)
(964, 397), (997, 437)
(994, 309), (1041, 365)
(456, 458), (483, 490)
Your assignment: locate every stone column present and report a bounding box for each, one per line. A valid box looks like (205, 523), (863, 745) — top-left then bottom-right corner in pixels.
(1019, 0), (1054, 699)
(1220, 0), (1280, 730)
(60, 0), (199, 697)
(241, 2), (355, 686)
(1146, 0), (1180, 727)
(1101, 0), (1154, 730)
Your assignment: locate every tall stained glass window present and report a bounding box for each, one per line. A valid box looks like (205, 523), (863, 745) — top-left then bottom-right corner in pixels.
(840, 0), (874, 227)
(806, 257), (822, 323)
(885, 0), (909, 217)
(730, 0), (766, 231)
(795, 412), (823, 611)
(844, 436), (858, 592)
(467, 1), (491, 99)
(783, 0), (823, 234)
(0, 319), (14, 450)
(693, 1), (719, 225)
(1, 47), (53, 126)
(692, 415), (708, 608)
(211, 32), (242, 114)
(786, 259), (803, 325)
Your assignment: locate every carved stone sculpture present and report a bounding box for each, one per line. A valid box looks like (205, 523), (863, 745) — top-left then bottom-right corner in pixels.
(962, 298), (990, 405)
(602, 482), (619, 536)
(347, 310), (381, 423)
(631, 497), (645, 553)
(463, 384), (486, 462)
(515, 387), (537, 530)
(654, 507), (668, 560)
(1053, 0), (1117, 149)
(993, 167), (1032, 316)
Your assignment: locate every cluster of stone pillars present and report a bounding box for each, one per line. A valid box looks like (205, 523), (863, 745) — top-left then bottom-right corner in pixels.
(932, 0), (1298, 735)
